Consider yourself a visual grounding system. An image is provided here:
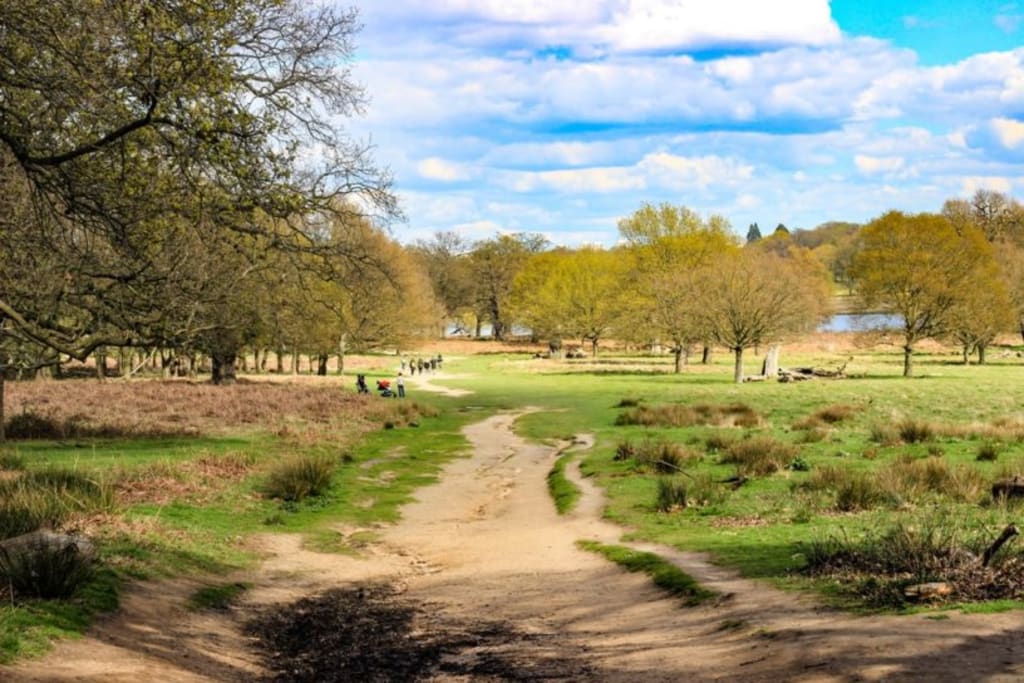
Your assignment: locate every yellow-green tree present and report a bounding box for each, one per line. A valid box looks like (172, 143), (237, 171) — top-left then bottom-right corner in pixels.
(697, 249), (830, 383)
(851, 211), (996, 377)
(618, 203), (737, 371)
(511, 247), (627, 355)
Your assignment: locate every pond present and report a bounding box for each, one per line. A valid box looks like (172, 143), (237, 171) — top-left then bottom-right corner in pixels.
(819, 313), (902, 333)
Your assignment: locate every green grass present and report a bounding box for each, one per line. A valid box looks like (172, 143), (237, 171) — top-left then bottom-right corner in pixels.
(547, 453), (581, 514)
(0, 394), (481, 663)
(577, 540), (716, 606)
(188, 581), (252, 611)
(8, 341), (1024, 663)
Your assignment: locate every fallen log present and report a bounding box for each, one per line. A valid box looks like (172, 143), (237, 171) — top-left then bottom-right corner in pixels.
(992, 476), (1024, 500)
(983, 524), (1019, 567)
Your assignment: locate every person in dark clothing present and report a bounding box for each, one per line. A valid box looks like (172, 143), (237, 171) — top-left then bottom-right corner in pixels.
(355, 374), (369, 394)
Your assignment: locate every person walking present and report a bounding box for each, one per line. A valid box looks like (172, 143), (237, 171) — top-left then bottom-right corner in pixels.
(396, 373), (406, 398)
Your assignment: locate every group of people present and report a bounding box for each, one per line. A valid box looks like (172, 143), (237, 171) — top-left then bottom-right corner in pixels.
(354, 353), (443, 399)
(400, 354), (443, 375)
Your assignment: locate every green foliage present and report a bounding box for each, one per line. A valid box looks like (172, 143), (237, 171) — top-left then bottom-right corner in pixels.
(577, 540), (716, 606)
(262, 455), (336, 502)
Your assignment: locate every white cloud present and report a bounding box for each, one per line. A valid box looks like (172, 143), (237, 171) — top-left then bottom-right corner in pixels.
(961, 176), (1014, 195)
(503, 152), (752, 194)
(992, 117), (1024, 149)
(364, 0), (839, 55)
(417, 157), (471, 182)
(855, 155), (906, 174)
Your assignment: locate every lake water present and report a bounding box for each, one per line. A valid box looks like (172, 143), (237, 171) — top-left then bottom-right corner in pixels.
(819, 313), (902, 332)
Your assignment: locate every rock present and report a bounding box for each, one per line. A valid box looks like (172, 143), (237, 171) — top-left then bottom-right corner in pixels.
(0, 530), (95, 560)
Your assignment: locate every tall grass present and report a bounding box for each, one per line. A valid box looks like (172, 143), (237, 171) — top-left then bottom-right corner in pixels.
(0, 469), (116, 540)
(719, 437), (798, 477)
(262, 455), (336, 502)
(615, 402), (760, 428)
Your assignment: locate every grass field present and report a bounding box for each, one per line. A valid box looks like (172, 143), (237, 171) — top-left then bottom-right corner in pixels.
(5, 335), (1024, 660)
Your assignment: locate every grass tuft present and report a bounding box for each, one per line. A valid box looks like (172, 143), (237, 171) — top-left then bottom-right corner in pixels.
(547, 455), (581, 515)
(262, 455), (335, 502)
(188, 581), (251, 611)
(577, 540), (716, 606)
(720, 437), (798, 477)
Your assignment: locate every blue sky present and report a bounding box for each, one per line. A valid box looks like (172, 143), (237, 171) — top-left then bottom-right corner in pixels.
(347, 1), (1024, 246)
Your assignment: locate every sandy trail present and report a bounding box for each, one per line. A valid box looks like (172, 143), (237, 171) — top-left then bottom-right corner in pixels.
(8, 411), (1024, 681)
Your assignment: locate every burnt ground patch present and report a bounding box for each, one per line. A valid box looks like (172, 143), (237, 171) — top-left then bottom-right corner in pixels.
(246, 583), (596, 682)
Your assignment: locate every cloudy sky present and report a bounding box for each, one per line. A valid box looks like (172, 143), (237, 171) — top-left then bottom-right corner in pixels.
(348, 1), (1024, 245)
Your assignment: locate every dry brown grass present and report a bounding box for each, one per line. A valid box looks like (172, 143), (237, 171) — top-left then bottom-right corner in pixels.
(616, 402), (761, 428)
(114, 452), (259, 506)
(5, 378), (402, 440)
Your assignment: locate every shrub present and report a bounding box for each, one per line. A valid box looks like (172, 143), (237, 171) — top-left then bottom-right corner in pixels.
(4, 412), (69, 439)
(685, 472), (729, 508)
(834, 472), (883, 512)
(634, 439), (697, 474)
(613, 441), (636, 461)
(720, 437), (798, 477)
(0, 536), (95, 599)
(816, 404), (858, 424)
(787, 457), (811, 472)
(615, 397), (642, 408)
(655, 477), (688, 512)
(704, 432), (735, 454)
(869, 423), (899, 445)
(263, 455), (335, 502)
(880, 456), (986, 505)
(898, 419), (934, 444)
(977, 443), (1000, 462)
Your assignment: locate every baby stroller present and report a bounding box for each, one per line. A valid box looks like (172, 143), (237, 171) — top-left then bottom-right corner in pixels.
(376, 379), (395, 398)
(355, 374), (369, 394)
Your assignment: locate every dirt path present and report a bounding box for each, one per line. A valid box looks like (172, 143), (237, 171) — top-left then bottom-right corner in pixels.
(8, 412), (1024, 681)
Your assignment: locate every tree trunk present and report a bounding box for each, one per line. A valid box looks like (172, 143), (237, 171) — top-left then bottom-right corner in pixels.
(762, 345), (780, 377)
(962, 345), (971, 366)
(317, 354), (328, 376)
(702, 345), (712, 365)
(475, 317), (482, 338)
(95, 348), (106, 379)
(493, 319), (505, 341)
(733, 346), (744, 384)
(252, 349), (260, 374)
(240, 352), (249, 372)
(903, 344), (914, 377)
(276, 348), (284, 373)
(978, 344), (987, 365)
(673, 347), (683, 374)
(591, 338), (598, 356)
(211, 351), (237, 385)
(337, 336), (347, 376)
(260, 350), (268, 372)
(290, 348), (299, 375)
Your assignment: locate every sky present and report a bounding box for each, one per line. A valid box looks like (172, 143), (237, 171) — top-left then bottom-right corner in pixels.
(347, 0), (1024, 246)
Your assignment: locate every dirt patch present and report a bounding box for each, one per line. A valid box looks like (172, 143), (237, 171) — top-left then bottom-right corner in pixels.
(11, 412), (1024, 682)
(246, 583), (595, 682)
